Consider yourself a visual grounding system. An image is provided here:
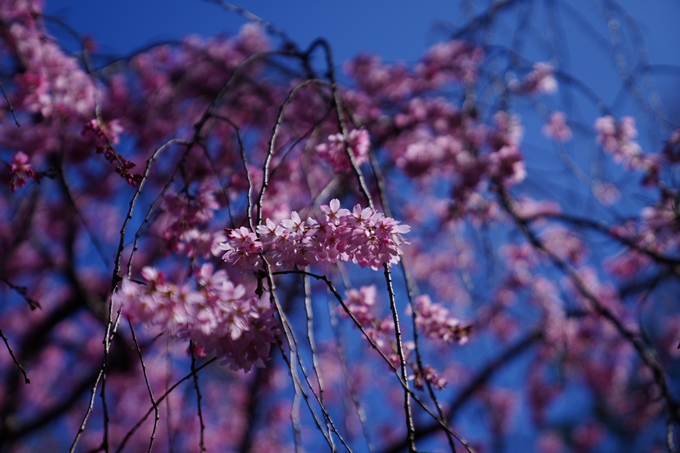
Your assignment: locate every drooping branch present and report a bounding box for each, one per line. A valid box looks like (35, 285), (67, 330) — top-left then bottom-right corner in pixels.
(378, 330), (543, 453)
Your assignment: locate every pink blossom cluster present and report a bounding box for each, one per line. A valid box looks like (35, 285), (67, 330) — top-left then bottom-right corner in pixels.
(342, 284), (377, 326)
(494, 245), (567, 346)
(82, 118), (124, 145)
(487, 112), (527, 184)
(412, 295), (470, 344)
(338, 285), (454, 390)
(529, 277), (565, 345)
(341, 286), (457, 387)
(542, 112), (572, 142)
(593, 182), (621, 205)
(342, 40), (482, 105)
(5, 6), (95, 120)
(501, 242), (540, 286)
(564, 267), (624, 318)
(81, 119), (142, 186)
(392, 97), (458, 131)
(343, 54), (414, 102)
(1, 1), (678, 449)
(479, 388), (518, 434)
(394, 127), (464, 178)
(489, 111), (524, 149)
(220, 199), (410, 271)
(416, 40), (485, 86)
(604, 250), (650, 280)
(365, 318), (402, 368)
(511, 62), (558, 94)
(0, 1), (107, 182)
(412, 364), (447, 391)
(7, 151), (39, 191)
(595, 115), (643, 168)
(315, 128), (370, 172)
(94, 22), (272, 152)
(513, 195), (562, 219)
(341, 285), (402, 367)
(661, 128), (680, 163)
(162, 184), (226, 258)
(488, 144), (526, 184)
(117, 264), (279, 372)
(638, 195), (680, 252)
(541, 225), (588, 266)
(386, 109), (528, 220)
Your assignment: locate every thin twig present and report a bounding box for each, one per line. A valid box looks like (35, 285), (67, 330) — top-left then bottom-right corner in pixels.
(303, 271), (334, 443)
(210, 114), (252, 231)
(70, 368), (105, 453)
(191, 343), (207, 452)
(367, 140), (457, 452)
(114, 357), (218, 453)
(379, 330), (542, 453)
(523, 211), (680, 267)
(275, 270), (476, 452)
(264, 260), (347, 452)
(383, 264), (417, 453)
(56, 157), (109, 266)
(203, 0), (296, 47)
(498, 185), (680, 428)
(310, 38), (374, 209)
(0, 330), (29, 384)
(127, 321), (160, 453)
(126, 169), (178, 277)
(326, 294), (374, 452)
(668, 420), (677, 453)
(256, 78), (330, 226)
(0, 79), (20, 127)
(0, 276), (41, 310)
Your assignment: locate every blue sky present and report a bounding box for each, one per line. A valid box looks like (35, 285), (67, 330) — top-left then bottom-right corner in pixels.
(45, 1), (679, 68)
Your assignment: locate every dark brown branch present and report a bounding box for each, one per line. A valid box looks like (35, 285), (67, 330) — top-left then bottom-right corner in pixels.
(0, 276), (41, 310)
(498, 186), (680, 428)
(114, 357), (218, 453)
(0, 330), (29, 384)
(523, 212), (680, 267)
(274, 270), (476, 452)
(0, 78), (20, 127)
(190, 344), (207, 453)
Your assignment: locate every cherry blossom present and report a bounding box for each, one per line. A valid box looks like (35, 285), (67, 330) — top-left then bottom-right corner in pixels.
(117, 264), (279, 372)
(221, 199), (410, 271)
(542, 111), (572, 142)
(1, 1), (678, 452)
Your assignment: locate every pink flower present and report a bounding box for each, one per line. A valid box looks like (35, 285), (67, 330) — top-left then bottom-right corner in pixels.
(117, 264), (279, 372)
(412, 295), (470, 344)
(413, 364), (447, 391)
(220, 227), (264, 271)
(595, 115), (643, 169)
(315, 128), (370, 172)
(220, 199), (410, 271)
(8, 151), (38, 191)
(512, 62), (558, 94)
(320, 198), (350, 219)
(417, 40), (484, 86)
(593, 182), (620, 206)
(543, 112), (572, 142)
(342, 285), (378, 327)
(488, 145), (526, 185)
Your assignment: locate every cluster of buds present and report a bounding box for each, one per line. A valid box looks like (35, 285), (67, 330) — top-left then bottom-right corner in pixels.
(82, 119), (142, 186)
(7, 151), (39, 191)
